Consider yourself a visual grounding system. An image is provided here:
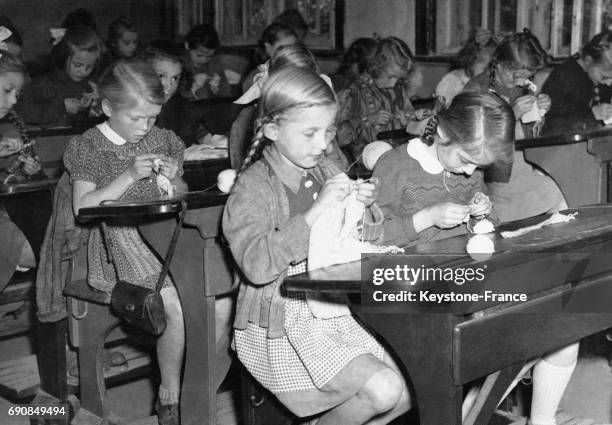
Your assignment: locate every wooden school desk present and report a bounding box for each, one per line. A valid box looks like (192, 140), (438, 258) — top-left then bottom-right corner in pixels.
(284, 206), (612, 425)
(518, 124), (612, 206)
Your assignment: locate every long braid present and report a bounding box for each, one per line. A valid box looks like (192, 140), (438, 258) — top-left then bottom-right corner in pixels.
(237, 119), (270, 176)
(488, 56), (498, 91)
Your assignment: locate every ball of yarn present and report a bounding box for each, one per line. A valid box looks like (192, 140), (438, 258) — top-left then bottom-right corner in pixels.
(217, 169), (237, 193)
(362, 141), (393, 170)
(466, 234), (495, 261)
(472, 218), (495, 234)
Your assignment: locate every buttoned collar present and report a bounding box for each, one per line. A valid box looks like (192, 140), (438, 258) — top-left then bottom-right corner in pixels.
(263, 144), (311, 194)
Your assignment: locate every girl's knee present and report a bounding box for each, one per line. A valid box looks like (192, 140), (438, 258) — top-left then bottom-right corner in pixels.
(360, 368), (404, 414)
(544, 342), (579, 366)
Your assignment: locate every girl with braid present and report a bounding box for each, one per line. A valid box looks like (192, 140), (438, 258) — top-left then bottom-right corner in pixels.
(223, 66), (412, 424)
(0, 51), (39, 291)
(463, 29), (567, 222)
(374, 90), (580, 425)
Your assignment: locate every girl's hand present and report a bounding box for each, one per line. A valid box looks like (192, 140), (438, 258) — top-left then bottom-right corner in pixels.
(592, 103), (612, 121)
(158, 156), (179, 180)
(354, 178), (378, 207)
(367, 110), (393, 126)
(22, 156), (42, 175)
(513, 95), (536, 119)
(468, 192), (492, 217)
(127, 153), (159, 181)
(425, 202), (471, 229)
(192, 73), (209, 92)
(0, 136), (23, 157)
(64, 98), (83, 114)
(536, 94), (551, 112)
(209, 74), (221, 94)
(304, 173), (352, 226)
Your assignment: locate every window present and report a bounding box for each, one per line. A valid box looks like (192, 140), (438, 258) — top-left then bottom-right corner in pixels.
(215, 0), (342, 50)
(415, 0), (607, 58)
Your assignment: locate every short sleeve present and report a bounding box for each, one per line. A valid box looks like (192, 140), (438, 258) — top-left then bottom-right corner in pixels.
(157, 127), (186, 177)
(63, 136), (101, 184)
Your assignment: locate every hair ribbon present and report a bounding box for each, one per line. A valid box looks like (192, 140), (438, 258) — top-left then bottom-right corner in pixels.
(50, 27), (67, 46)
(0, 26), (12, 52)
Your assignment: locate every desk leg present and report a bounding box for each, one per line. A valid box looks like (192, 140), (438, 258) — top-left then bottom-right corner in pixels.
(357, 311), (462, 425)
(36, 318), (68, 400)
(464, 365), (524, 425)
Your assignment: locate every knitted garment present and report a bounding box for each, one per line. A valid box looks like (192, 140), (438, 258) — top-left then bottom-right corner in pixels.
(336, 73), (415, 159)
(63, 126), (185, 292)
(373, 140), (485, 246)
(541, 58), (612, 134)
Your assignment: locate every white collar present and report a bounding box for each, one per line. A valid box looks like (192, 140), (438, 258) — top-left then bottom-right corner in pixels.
(406, 138), (444, 174)
(97, 121), (127, 146)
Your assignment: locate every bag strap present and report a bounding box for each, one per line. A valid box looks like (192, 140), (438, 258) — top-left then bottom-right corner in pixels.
(154, 199), (187, 294)
(99, 199), (187, 295)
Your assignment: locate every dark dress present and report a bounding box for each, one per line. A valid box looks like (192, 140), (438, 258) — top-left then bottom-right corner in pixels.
(156, 93), (203, 147)
(541, 58), (612, 134)
(16, 69), (96, 128)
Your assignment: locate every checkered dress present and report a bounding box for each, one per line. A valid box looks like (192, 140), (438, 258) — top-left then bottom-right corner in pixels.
(233, 174), (386, 417)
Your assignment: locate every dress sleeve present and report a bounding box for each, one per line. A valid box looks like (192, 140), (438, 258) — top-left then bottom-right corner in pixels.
(336, 85), (376, 159)
(63, 136), (101, 184)
(165, 130), (186, 177)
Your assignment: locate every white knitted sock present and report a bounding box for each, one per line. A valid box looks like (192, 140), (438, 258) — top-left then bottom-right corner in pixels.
(529, 359), (577, 425)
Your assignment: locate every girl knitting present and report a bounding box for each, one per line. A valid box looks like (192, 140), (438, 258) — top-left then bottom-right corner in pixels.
(463, 30), (567, 222)
(374, 90), (580, 425)
(17, 25), (101, 127)
(336, 36), (415, 161)
(223, 66), (411, 424)
(64, 59), (185, 425)
(181, 24), (231, 100)
(0, 51), (39, 291)
(435, 29), (498, 105)
(542, 31), (612, 133)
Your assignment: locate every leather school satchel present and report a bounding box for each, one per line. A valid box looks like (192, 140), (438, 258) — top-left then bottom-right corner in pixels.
(111, 280), (167, 335)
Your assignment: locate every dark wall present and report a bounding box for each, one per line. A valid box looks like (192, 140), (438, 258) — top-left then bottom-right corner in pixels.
(2, 0), (171, 63)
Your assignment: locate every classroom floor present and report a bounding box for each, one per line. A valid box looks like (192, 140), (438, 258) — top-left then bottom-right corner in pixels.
(0, 334), (610, 425)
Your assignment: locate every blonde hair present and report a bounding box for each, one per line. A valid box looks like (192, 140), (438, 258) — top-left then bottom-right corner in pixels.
(98, 59), (164, 109)
(239, 66), (336, 173)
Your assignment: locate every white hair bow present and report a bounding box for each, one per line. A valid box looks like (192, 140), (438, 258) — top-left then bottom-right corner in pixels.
(50, 27), (67, 46)
(0, 26), (13, 52)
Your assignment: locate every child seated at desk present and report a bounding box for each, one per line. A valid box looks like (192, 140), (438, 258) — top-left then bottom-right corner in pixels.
(16, 25), (101, 128)
(98, 17), (139, 77)
(64, 59), (185, 425)
(542, 31), (612, 133)
(374, 89), (580, 425)
(144, 41), (207, 147)
(336, 36), (415, 161)
(463, 29), (567, 222)
(0, 51), (39, 291)
(223, 67), (411, 424)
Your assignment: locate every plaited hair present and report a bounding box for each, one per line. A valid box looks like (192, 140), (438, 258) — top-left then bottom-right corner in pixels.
(51, 25), (101, 71)
(488, 28), (547, 89)
(456, 32), (497, 77)
(422, 90), (515, 165)
(268, 42), (318, 74)
(338, 37), (378, 75)
(98, 59), (164, 109)
(238, 66), (336, 175)
(368, 36), (414, 78)
(580, 31), (612, 64)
